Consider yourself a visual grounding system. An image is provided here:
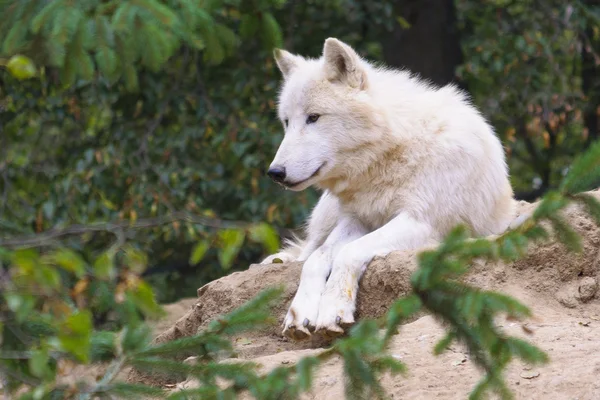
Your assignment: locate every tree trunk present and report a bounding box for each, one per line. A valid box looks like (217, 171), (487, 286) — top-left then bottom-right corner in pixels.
(381, 0), (464, 88)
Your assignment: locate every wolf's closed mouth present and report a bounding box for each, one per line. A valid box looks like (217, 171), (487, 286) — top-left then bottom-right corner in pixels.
(285, 163), (326, 188)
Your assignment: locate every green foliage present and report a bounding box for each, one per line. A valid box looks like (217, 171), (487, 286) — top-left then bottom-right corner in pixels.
(0, 0), (285, 89)
(456, 0), (600, 197)
(0, 241), (283, 398)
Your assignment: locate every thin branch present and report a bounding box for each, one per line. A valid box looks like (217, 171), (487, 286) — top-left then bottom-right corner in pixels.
(0, 212), (253, 249)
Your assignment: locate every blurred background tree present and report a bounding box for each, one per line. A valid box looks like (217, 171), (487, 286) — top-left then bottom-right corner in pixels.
(1, 0), (599, 303)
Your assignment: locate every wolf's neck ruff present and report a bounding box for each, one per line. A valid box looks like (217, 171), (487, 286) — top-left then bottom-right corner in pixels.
(318, 139), (407, 202)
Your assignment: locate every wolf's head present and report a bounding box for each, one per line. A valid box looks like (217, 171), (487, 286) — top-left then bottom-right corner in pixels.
(267, 38), (387, 191)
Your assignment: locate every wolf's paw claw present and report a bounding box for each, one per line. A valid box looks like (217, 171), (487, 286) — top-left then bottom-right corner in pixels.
(316, 323), (345, 340)
(282, 324), (311, 341)
(315, 315), (354, 340)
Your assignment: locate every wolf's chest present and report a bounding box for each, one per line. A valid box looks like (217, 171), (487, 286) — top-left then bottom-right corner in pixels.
(338, 189), (401, 231)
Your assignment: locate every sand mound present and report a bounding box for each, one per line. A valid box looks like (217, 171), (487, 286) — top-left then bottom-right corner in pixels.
(129, 190), (600, 399)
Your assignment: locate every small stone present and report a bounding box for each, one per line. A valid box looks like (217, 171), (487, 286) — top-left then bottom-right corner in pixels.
(520, 370), (540, 379)
(577, 277), (598, 302)
(452, 356), (468, 366)
(556, 288), (578, 308)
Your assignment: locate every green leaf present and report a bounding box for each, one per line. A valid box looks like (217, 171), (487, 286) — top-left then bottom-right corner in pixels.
(60, 52), (77, 87)
(124, 246), (148, 274)
(248, 222), (280, 253)
(259, 12), (283, 50)
(189, 240), (210, 266)
(48, 248), (87, 278)
(39, 265), (62, 290)
(93, 251), (115, 280)
(124, 63), (139, 91)
(217, 229), (246, 270)
(77, 52), (95, 81)
(31, 0), (63, 34)
(4, 293), (36, 323)
(396, 16), (412, 29)
(6, 55), (37, 80)
(29, 348), (50, 379)
(95, 15), (115, 47)
(11, 248), (40, 274)
(2, 23), (28, 54)
(239, 14), (259, 39)
(129, 281), (164, 319)
(58, 311), (93, 363)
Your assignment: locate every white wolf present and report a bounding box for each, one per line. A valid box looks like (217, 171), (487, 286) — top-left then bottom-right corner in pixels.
(260, 38), (515, 341)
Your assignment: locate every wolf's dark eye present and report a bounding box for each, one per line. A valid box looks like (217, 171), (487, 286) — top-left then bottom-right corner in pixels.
(284, 119), (289, 127)
(306, 114), (320, 124)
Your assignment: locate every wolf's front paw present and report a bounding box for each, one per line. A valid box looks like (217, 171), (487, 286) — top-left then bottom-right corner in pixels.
(314, 290), (355, 340)
(282, 291), (321, 341)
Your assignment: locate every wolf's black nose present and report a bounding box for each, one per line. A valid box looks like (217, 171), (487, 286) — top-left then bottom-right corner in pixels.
(267, 167), (286, 183)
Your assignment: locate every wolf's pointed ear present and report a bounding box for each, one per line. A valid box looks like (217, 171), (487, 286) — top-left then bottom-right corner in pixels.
(323, 38), (367, 90)
(274, 48), (302, 79)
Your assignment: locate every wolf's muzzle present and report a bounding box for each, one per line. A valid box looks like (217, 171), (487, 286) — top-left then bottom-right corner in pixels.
(267, 166), (287, 183)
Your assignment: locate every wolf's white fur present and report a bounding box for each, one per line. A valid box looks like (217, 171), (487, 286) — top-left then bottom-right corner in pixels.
(261, 38), (516, 340)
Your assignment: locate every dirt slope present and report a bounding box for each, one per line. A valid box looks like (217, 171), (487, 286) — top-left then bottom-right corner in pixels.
(130, 190), (600, 399)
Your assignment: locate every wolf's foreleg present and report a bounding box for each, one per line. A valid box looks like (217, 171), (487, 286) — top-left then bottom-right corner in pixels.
(315, 212), (436, 338)
(282, 216), (366, 340)
(259, 191), (340, 265)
